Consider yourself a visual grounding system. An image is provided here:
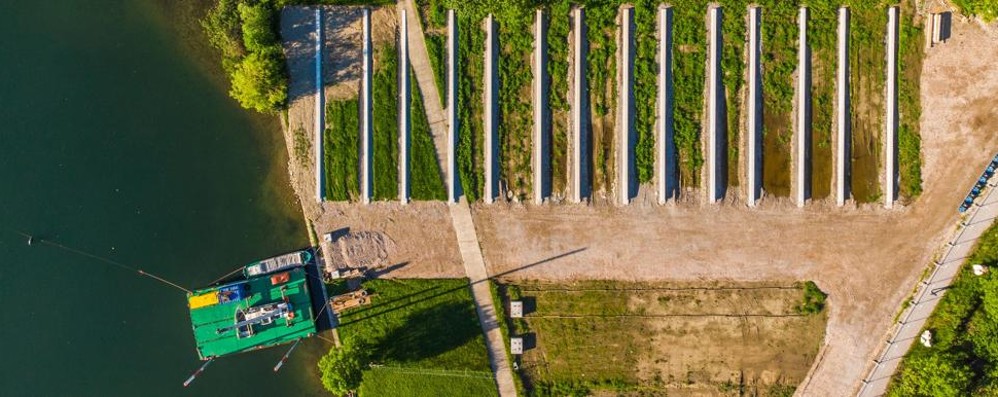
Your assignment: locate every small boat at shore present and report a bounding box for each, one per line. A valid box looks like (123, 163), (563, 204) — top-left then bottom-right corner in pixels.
(243, 249), (312, 277)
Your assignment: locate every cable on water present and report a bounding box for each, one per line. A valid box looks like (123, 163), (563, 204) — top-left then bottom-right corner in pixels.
(6, 228), (192, 294)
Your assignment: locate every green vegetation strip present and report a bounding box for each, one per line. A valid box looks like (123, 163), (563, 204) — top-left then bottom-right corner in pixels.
(325, 99), (360, 201)
(886, 223), (998, 396)
(318, 279), (494, 396)
(410, 68), (448, 201)
(372, 46), (400, 200)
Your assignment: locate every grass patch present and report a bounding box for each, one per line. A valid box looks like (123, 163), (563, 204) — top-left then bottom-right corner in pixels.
(325, 99), (360, 201)
(797, 280), (828, 315)
(494, 280), (825, 396)
(410, 68), (448, 200)
(373, 45), (400, 200)
(886, 222), (998, 396)
(320, 279), (495, 395)
(358, 367), (498, 397)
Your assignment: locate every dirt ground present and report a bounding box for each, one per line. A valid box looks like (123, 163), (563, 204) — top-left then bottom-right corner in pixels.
(503, 281), (824, 396)
(281, 6), (998, 395)
(281, 5), (464, 279)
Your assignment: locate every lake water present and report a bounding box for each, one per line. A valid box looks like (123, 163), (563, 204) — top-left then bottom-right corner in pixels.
(0, 0), (330, 395)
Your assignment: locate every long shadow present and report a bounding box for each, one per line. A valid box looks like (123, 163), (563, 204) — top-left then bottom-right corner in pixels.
(338, 248), (587, 326)
(370, 301), (480, 365)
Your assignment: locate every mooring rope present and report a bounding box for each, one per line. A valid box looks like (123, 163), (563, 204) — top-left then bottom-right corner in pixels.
(7, 228), (192, 294)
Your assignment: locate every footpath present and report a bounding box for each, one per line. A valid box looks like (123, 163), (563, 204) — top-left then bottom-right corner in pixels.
(400, 1), (519, 396)
(857, 180), (998, 396)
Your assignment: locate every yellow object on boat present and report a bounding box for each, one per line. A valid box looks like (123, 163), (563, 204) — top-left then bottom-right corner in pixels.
(189, 292), (219, 309)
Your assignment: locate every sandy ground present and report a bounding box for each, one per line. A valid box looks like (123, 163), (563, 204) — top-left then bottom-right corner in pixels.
(473, 18), (998, 395)
(281, 6), (464, 279)
(280, 5), (998, 395)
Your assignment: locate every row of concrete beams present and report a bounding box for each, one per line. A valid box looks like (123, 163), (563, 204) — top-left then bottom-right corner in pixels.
(338, 6), (899, 207)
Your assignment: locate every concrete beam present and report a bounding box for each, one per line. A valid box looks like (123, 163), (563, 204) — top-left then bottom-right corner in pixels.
(795, 6), (810, 207)
(885, 6), (899, 208)
(657, 5), (676, 204)
(360, 8), (372, 204)
(314, 8), (325, 202)
(533, 10), (549, 205)
(484, 14), (498, 204)
(706, 6), (724, 203)
(399, 9), (410, 204)
(746, 6), (761, 207)
(570, 7), (588, 203)
(618, 7), (634, 206)
(836, 7), (850, 206)
(447, 9), (459, 204)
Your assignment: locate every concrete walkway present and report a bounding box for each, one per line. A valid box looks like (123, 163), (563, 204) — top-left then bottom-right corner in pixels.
(400, 2), (518, 395)
(450, 199), (519, 397)
(857, 179), (998, 397)
(400, 0), (449, 176)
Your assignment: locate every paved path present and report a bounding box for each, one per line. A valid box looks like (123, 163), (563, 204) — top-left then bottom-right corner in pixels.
(400, 0), (449, 177)
(399, 2), (518, 395)
(450, 199), (519, 397)
(857, 179), (998, 397)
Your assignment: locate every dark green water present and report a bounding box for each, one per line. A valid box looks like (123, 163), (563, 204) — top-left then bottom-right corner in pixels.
(0, 1), (330, 395)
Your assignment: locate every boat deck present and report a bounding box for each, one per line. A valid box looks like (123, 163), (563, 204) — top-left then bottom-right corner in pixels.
(187, 267), (316, 359)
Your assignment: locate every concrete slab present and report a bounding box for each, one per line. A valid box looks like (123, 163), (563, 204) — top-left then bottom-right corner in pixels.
(836, 7), (850, 206)
(618, 6), (635, 206)
(570, 7), (589, 203)
(794, 7), (811, 207)
(885, 6), (899, 208)
(361, 8), (372, 204)
(447, 9), (459, 204)
(747, 6), (761, 207)
(657, 5), (677, 204)
(533, 10), (549, 205)
(399, 9), (410, 204)
(485, 14), (498, 204)
(706, 6), (725, 203)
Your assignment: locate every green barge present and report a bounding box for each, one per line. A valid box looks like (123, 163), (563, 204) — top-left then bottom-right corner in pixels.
(182, 248), (330, 385)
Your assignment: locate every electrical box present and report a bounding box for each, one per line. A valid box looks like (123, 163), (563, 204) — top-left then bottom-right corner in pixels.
(510, 337), (523, 355)
(510, 301), (523, 318)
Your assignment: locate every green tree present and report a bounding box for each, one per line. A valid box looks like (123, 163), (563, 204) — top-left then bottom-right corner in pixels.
(237, 2), (277, 53)
(888, 353), (972, 397)
(318, 342), (369, 396)
(201, 0), (244, 72)
(229, 49), (287, 113)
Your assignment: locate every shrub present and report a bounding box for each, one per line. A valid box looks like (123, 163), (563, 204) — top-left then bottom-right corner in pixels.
(229, 49), (288, 113)
(797, 281), (827, 315)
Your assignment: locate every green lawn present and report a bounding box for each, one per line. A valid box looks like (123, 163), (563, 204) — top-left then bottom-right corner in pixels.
(320, 279), (496, 396)
(325, 99), (360, 201)
(886, 222), (998, 396)
(358, 366), (498, 397)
